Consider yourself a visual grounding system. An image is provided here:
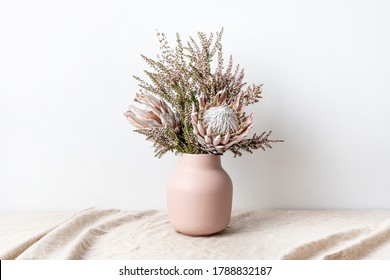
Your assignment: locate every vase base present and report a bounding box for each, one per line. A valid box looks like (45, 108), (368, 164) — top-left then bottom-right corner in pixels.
(175, 227), (227, 237)
(171, 222), (229, 237)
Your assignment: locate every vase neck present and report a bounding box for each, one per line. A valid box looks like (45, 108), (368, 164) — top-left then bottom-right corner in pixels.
(178, 154), (222, 169)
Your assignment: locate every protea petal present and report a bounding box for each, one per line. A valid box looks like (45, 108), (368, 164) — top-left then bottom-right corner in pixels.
(206, 126), (212, 137)
(213, 94), (219, 106)
(215, 145), (224, 154)
(191, 112), (198, 123)
(124, 111), (143, 128)
(159, 99), (169, 114)
(222, 132), (230, 145)
(218, 89), (227, 104)
(213, 134), (222, 145)
(145, 119), (162, 127)
(199, 93), (206, 109)
(197, 121), (206, 137)
(191, 104), (198, 123)
(231, 92), (243, 110)
(237, 103), (245, 117)
(127, 111), (150, 128)
(136, 92), (161, 112)
(130, 105), (157, 121)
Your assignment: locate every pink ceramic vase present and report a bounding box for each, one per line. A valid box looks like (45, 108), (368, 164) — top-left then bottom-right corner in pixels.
(167, 153), (233, 236)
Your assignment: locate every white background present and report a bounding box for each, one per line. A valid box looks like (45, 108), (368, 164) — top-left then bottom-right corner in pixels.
(1, 0), (390, 211)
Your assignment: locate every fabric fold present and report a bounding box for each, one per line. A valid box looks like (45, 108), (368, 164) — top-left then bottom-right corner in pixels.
(324, 220), (390, 260)
(1, 208), (158, 259)
(283, 219), (390, 260)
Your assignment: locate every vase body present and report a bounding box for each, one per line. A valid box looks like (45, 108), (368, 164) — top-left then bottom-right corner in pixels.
(167, 154), (233, 236)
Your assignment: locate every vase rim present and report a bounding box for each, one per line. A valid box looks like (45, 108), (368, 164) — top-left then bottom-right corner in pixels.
(177, 153), (222, 168)
(178, 153), (221, 157)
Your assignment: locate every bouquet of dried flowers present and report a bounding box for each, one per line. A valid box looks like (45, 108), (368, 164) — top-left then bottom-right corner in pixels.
(124, 29), (283, 158)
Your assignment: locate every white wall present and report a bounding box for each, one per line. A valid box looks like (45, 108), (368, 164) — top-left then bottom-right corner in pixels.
(1, 0), (390, 211)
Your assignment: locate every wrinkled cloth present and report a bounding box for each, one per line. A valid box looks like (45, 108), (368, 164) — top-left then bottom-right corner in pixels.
(1, 208), (390, 260)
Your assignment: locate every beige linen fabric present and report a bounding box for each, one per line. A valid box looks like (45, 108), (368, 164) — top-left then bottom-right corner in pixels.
(1, 208), (390, 260)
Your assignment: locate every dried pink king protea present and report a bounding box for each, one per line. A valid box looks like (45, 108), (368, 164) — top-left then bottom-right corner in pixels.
(192, 89), (254, 155)
(124, 91), (181, 132)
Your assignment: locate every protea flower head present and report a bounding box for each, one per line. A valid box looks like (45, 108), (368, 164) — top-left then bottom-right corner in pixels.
(124, 91), (181, 132)
(191, 88), (254, 155)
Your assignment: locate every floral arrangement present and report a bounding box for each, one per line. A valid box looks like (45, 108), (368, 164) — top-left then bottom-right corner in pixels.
(124, 29), (283, 157)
